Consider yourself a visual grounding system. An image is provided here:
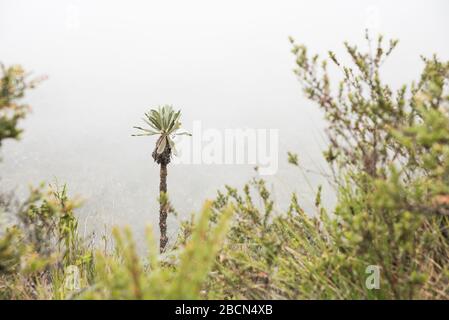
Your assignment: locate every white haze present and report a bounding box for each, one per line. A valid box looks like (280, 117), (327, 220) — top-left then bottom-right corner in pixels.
(1, 0), (448, 243)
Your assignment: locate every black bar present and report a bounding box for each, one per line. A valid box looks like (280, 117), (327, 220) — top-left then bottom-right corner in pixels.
(1, 300), (447, 319)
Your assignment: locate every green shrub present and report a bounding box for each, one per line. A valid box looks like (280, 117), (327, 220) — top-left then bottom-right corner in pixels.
(80, 202), (232, 300)
(0, 184), (93, 299)
(0, 63), (43, 146)
(203, 34), (449, 299)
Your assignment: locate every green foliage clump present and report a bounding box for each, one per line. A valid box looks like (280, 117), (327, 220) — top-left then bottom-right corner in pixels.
(0, 63), (43, 146)
(80, 202), (232, 300)
(0, 184), (93, 299)
(132, 105), (191, 162)
(289, 33), (449, 299)
(1, 191), (233, 300)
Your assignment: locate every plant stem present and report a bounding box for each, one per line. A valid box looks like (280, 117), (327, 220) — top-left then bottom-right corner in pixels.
(159, 163), (168, 253)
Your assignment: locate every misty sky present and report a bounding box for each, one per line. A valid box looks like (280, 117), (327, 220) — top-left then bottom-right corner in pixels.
(1, 0), (448, 243)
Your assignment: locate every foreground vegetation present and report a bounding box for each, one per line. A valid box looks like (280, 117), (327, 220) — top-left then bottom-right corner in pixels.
(1, 34), (449, 299)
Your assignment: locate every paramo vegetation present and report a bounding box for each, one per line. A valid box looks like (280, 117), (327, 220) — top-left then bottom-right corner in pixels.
(1, 34), (449, 299)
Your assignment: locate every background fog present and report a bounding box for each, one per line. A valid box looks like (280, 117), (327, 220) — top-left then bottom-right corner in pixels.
(1, 0), (448, 242)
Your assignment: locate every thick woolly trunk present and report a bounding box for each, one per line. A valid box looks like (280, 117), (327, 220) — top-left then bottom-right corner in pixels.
(159, 163), (168, 253)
